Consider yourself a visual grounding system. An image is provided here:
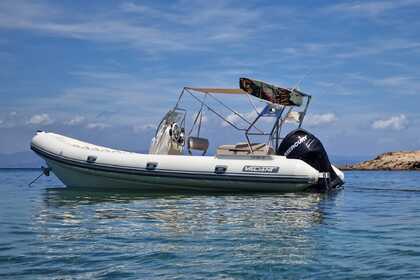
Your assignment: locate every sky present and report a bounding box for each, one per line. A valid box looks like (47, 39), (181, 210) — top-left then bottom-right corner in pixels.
(0, 0), (419, 157)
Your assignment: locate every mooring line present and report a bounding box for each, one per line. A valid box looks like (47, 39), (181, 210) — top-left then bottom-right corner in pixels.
(28, 166), (51, 187)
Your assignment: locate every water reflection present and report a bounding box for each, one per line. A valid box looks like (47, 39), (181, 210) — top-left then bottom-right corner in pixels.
(40, 188), (328, 228)
(33, 187), (338, 269)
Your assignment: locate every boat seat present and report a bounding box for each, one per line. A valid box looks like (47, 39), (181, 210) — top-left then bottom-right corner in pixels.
(187, 136), (209, 155)
(216, 143), (274, 156)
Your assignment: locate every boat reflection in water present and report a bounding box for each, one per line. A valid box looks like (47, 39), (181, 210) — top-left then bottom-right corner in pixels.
(34, 188), (339, 269)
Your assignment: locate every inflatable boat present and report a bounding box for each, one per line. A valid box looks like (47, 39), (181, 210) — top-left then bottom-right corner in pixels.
(31, 78), (344, 192)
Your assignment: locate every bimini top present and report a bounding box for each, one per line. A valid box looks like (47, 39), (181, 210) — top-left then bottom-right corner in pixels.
(185, 77), (309, 106)
(184, 87), (246, 94)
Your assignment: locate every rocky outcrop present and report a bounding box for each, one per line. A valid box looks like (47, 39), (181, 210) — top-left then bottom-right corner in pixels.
(342, 151), (420, 170)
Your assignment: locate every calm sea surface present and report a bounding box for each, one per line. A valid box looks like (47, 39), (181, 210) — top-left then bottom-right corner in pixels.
(0, 169), (419, 279)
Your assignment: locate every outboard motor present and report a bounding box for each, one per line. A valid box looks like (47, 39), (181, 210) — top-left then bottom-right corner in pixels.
(276, 129), (343, 191)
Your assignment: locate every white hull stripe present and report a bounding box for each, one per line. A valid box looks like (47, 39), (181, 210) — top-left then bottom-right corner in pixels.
(31, 145), (313, 184)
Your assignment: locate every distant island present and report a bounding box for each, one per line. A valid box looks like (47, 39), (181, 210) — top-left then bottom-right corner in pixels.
(341, 151), (420, 171)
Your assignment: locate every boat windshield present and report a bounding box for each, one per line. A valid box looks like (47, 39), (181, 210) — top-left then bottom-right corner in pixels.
(163, 110), (184, 126)
(153, 109), (186, 137)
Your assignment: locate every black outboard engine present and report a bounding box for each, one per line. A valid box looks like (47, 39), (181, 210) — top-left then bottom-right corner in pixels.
(276, 129), (343, 191)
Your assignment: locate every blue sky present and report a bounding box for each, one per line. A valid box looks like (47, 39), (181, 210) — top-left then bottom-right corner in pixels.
(0, 0), (419, 157)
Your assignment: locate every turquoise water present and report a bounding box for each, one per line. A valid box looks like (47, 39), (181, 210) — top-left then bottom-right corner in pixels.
(1, 169), (420, 279)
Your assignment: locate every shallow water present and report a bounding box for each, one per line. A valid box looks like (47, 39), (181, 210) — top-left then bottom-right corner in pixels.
(0, 169), (419, 279)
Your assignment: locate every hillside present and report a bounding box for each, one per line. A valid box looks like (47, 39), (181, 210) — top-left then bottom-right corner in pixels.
(343, 151), (420, 170)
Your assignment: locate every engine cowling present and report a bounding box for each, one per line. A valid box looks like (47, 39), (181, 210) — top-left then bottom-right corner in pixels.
(276, 129), (343, 191)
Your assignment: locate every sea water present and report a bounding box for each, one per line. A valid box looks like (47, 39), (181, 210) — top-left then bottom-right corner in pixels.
(0, 169), (419, 279)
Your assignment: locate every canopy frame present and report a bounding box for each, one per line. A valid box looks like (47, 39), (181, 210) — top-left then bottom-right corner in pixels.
(172, 83), (312, 154)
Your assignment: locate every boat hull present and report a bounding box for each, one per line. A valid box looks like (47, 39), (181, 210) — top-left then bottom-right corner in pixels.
(38, 151), (312, 192)
(30, 131), (331, 192)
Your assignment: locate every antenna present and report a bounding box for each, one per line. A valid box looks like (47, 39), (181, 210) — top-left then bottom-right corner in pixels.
(291, 68), (313, 91)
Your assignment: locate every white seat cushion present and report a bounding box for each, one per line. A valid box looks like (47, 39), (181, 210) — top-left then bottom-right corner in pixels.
(217, 143), (274, 156)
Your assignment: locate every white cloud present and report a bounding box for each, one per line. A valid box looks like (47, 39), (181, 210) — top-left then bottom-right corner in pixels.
(221, 107), (263, 127)
(335, 39), (420, 59)
(305, 113), (337, 126)
(10, 70), (184, 129)
(86, 122), (110, 129)
(372, 76), (412, 87)
(0, 111), (20, 128)
(64, 116), (85, 126)
(0, 1), (268, 53)
(120, 3), (150, 14)
(223, 113), (241, 127)
(0, 2), (183, 52)
(27, 113), (53, 125)
(372, 114), (408, 130)
(132, 123), (156, 134)
(325, 0), (420, 17)
(277, 42), (342, 58)
(0, 119), (17, 128)
(71, 71), (132, 80)
(368, 76), (420, 94)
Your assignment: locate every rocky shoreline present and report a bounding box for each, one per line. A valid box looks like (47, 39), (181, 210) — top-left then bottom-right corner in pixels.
(340, 151), (420, 171)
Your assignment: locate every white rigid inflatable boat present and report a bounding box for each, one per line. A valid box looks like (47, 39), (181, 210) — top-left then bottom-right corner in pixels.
(31, 78), (344, 192)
